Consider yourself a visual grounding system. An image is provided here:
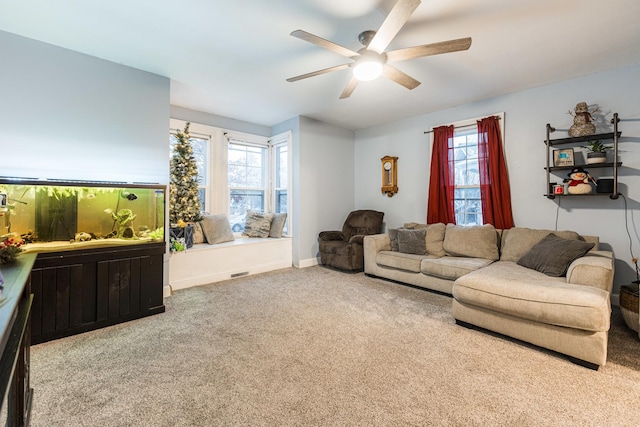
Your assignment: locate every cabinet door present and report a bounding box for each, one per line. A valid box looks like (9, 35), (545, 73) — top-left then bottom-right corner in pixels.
(96, 254), (163, 320)
(30, 264), (83, 336)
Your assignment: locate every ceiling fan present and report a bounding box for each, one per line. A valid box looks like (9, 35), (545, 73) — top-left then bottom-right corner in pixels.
(286, 0), (471, 99)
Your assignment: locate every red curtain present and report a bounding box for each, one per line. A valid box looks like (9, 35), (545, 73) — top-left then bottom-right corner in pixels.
(477, 116), (514, 229)
(427, 125), (456, 224)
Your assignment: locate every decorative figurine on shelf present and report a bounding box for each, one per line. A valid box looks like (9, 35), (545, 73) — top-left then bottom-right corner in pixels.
(568, 102), (598, 137)
(564, 167), (596, 194)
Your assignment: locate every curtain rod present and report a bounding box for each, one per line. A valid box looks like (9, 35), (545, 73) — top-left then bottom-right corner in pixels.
(423, 116), (501, 134)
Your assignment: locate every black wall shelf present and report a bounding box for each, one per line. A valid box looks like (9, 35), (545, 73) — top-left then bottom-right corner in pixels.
(545, 113), (621, 200)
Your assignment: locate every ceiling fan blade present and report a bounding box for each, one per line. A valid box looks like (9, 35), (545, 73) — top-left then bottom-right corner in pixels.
(367, 0), (421, 54)
(382, 64), (421, 90)
(386, 37), (472, 62)
(339, 77), (359, 99)
(287, 63), (351, 82)
(290, 30), (359, 58)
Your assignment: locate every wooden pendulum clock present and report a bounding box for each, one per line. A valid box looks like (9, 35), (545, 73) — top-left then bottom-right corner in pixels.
(381, 156), (398, 197)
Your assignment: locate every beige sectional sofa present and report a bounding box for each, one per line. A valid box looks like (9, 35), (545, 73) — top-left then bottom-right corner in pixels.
(363, 224), (615, 369)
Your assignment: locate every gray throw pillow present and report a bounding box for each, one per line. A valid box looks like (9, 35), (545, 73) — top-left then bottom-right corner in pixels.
(269, 213), (287, 238)
(243, 210), (274, 238)
(200, 215), (235, 244)
(388, 228), (401, 251)
(397, 228), (427, 255)
(517, 233), (594, 277)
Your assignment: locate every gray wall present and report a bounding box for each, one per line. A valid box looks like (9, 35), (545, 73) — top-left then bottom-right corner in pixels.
(0, 30), (170, 183)
(273, 116), (356, 267)
(355, 64), (640, 295)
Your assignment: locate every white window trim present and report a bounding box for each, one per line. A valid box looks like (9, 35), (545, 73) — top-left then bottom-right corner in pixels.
(270, 130), (293, 237)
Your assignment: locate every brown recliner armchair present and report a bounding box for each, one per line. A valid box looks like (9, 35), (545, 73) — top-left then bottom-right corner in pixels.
(318, 210), (384, 272)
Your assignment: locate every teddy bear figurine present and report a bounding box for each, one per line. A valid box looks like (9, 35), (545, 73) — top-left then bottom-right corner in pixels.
(564, 167), (594, 194)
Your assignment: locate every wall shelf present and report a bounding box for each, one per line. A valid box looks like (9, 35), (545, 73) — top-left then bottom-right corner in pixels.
(545, 113), (621, 200)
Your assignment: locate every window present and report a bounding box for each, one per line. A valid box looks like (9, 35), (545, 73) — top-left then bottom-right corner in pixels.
(169, 120), (292, 237)
(170, 132), (209, 212)
(272, 140), (289, 234)
(228, 142), (267, 232)
(427, 112), (508, 228)
(453, 127), (482, 226)
(227, 136), (290, 233)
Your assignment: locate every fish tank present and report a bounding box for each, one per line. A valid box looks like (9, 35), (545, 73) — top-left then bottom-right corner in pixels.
(0, 178), (166, 254)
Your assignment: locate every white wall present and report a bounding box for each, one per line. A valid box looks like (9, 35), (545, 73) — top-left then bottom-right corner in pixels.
(0, 30), (170, 184)
(355, 64), (640, 295)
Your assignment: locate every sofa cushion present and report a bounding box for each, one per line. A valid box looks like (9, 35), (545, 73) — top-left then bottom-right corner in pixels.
(376, 251), (431, 273)
(321, 240), (353, 256)
(443, 224), (499, 261)
(453, 262), (610, 332)
(397, 228), (427, 255)
(500, 227), (583, 262)
(421, 257), (494, 280)
(517, 233), (594, 277)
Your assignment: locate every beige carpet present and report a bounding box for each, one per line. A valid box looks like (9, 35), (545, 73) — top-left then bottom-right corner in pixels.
(30, 266), (640, 426)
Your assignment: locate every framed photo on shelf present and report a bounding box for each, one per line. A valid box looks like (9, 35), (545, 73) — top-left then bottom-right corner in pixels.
(553, 148), (574, 167)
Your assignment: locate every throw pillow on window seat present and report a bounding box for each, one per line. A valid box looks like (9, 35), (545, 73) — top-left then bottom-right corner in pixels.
(200, 214), (235, 244)
(517, 233), (594, 277)
(243, 210), (274, 238)
(192, 221), (205, 244)
(269, 213), (287, 238)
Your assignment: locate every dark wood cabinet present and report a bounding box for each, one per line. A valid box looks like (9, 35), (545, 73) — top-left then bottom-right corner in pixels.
(31, 242), (165, 344)
(0, 253), (35, 427)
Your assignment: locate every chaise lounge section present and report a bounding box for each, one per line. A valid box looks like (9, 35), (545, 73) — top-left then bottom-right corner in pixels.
(364, 224), (615, 369)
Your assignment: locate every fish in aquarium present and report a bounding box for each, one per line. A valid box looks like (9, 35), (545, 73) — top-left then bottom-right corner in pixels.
(122, 191), (138, 201)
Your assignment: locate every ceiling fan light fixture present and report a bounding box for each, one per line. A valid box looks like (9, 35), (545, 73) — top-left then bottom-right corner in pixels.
(353, 60), (383, 81)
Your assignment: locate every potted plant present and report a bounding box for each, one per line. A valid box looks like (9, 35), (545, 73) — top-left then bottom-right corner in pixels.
(583, 140), (611, 164)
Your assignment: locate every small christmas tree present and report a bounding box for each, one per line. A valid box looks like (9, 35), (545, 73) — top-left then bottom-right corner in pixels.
(170, 122), (203, 224)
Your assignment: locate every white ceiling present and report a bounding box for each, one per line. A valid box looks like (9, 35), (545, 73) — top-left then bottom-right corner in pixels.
(1, 0), (639, 130)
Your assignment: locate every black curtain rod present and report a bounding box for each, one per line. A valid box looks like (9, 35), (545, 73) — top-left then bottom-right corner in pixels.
(423, 116), (501, 134)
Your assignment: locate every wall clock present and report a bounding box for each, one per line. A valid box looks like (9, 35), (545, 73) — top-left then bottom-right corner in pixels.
(381, 156), (398, 197)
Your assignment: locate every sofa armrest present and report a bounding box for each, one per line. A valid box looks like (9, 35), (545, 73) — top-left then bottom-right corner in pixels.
(364, 233), (391, 275)
(364, 233), (391, 252)
(566, 251), (614, 293)
(319, 231), (344, 241)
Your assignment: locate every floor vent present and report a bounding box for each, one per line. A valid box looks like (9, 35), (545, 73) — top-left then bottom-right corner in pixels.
(231, 271), (249, 278)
